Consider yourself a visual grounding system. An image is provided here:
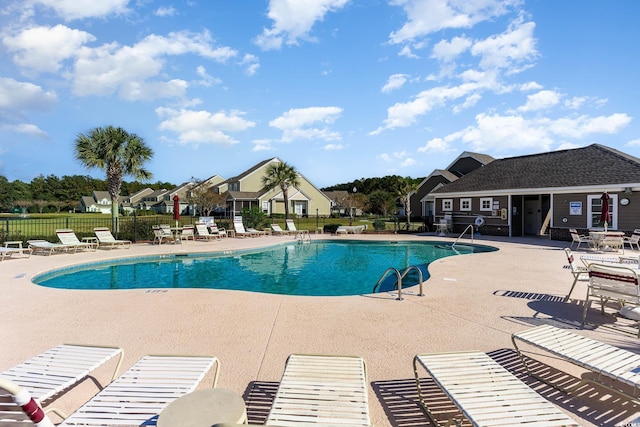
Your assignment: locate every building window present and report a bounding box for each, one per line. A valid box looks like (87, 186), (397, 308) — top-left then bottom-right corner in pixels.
(228, 182), (240, 192)
(262, 201), (269, 214)
(480, 197), (493, 211)
(442, 199), (453, 211)
(587, 194), (618, 229)
(460, 198), (471, 211)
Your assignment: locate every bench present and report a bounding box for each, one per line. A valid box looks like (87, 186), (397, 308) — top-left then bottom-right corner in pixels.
(512, 324), (640, 402)
(413, 351), (579, 426)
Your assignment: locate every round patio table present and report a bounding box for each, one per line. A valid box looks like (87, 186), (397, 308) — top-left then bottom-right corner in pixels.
(157, 388), (247, 427)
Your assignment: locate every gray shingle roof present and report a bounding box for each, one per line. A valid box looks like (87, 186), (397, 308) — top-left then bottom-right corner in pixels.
(433, 144), (640, 193)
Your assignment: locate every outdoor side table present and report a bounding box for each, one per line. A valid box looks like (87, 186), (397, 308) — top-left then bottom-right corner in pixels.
(81, 237), (99, 250)
(157, 388), (247, 427)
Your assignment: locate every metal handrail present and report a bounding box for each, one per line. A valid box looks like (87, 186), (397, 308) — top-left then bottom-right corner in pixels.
(372, 267), (402, 300)
(372, 265), (425, 300)
(400, 265), (424, 296)
(452, 224), (474, 249)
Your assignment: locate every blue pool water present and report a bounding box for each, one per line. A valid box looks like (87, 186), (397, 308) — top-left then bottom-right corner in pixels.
(33, 240), (497, 296)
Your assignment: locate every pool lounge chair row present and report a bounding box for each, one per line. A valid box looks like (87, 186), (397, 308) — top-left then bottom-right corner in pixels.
(26, 228), (131, 255)
(4, 325), (634, 426)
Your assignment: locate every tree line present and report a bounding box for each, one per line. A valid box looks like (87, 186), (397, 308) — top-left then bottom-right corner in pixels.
(0, 174), (176, 213)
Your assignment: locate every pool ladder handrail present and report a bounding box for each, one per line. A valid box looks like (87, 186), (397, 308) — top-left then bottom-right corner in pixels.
(452, 224), (474, 249)
(372, 265), (424, 300)
(295, 232), (311, 242)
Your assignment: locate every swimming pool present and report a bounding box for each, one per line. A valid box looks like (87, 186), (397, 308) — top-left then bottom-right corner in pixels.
(33, 240), (497, 296)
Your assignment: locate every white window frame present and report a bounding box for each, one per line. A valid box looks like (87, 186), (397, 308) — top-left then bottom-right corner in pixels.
(460, 198), (472, 211)
(262, 201), (269, 214)
(587, 194), (618, 229)
(442, 199), (453, 211)
(480, 197), (493, 212)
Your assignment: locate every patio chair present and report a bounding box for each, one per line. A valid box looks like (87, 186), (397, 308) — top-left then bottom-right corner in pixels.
(27, 239), (73, 255)
(623, 229), (640, 251)
(512, 324), (640, 402)
(232, 219), (254, 238)
(563, 248), (589, 301)
(195, 222), (222, 241)
(94, 227), (131, 249)
(55, 229), (94, 252)
(266, 354), (371, 427)
(271, 224), (291, 236)
(0, 344), (123, 421)
(246, 227), (266, 236)
(569, 228), (594, 250)
(152, 225), (175, 244)
(178, 224), (195, 242)
(583, 263), (640, 335)
(210, 225), (227, 238)
(413, 351), (579, 427)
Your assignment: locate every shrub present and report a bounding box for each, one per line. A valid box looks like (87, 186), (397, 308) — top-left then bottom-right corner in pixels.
(323, 223), (342, 233)
(373, 219), (387, 231)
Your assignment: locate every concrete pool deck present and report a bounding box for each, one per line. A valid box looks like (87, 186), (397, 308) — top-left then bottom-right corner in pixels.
(1, 232), (639, 426)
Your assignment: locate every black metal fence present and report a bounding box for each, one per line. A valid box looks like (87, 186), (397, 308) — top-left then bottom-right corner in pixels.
(0, 215), (233, 244)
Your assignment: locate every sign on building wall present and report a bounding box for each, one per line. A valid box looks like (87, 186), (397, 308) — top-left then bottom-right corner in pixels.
(569, 201), (582, 215)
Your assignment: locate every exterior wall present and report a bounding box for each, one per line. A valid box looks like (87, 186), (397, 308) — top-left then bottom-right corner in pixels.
(411, 175), (450, 218)
(296, 180), (331, 216)
(435, 195), (510, 236)
(239, 169), (265, 191)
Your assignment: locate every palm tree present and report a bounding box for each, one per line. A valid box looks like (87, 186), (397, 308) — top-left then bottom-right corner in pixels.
(75, 126), (153, 230)
(261, 161), (300, 220)
(397, 177), (419, 228)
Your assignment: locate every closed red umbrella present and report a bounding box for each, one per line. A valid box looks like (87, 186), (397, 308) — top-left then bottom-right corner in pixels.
(173, 195), (180, 227)
(600, 192), (610, 231)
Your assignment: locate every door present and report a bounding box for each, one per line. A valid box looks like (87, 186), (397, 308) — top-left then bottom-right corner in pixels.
(524, 198), (541, 235)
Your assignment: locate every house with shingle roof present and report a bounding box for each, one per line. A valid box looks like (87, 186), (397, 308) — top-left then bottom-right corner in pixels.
(217, 157), (331, 218)
(411, 151), (495, 222)
(431, 144), (640, 239)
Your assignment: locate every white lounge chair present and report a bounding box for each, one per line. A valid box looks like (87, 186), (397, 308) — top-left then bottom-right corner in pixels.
(0, 344), (123, 421)
(285, 219), (308, 236)
(3, 354), (218, 427)
(512, 324), (640, 402)
(233, 219), (258, 238)
(195, 222), (222, 241)
(413, 351), (579, 426)
(209, 225), (227, 238)
(0, 244), (31, 261)
(94, 227), (131, 249)
(55, 229), (94, 252)
(27, 239), (72, 255)
(271, 224), (291, 236)
(266, 354), (371, 427)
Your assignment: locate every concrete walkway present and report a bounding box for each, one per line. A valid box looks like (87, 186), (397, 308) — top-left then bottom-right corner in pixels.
(1, 233), (638, 426)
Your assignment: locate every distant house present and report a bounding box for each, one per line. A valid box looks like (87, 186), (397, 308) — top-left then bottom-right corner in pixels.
(411, 151), (494, 222)
(431, 144), (640, 239)
(216, 157), (332, 217)
(120, 188), (154, 214)
(79, 190), (113, 214)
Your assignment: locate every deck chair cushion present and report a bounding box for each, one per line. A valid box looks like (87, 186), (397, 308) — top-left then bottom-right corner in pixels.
(620, 305), (640, 320)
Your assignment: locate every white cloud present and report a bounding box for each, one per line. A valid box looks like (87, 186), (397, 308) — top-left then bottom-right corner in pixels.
(519, 81), (543, 91)
(5, 123), (49, 138)
(470, 19), (538, 73)
(427, 112), (632, 153)
(517, 89), (560, 112)
(155, 6), (177, 17)
(3, 24), (95, 73)
(431, 36), (472, 62)
(34, 0), (131, 20)
(388, 0), (519, 44)
(156, 107), (256, 146)
(417, 137), (453, 152)
(195, 66), (222, 87)
(453, 93), (481, 113)
(72, 30), (237, 99)
(0, 77), (57, 112)
(269, 106), (343, 142)
(378, 153), (392, 162)
(241, 54), (260, 76)
(626, 138), (640, 147)
(254, 0), (349, 50)
(381, 74), (409, 93)
(324, 144), (344, 150)
(120, 79), (188, 101)
(252, 139), (274, 151)
(400, 158), (416, 167)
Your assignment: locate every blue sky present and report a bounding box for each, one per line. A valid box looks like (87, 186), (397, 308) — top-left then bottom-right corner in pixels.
(1, 0), (640, 189)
